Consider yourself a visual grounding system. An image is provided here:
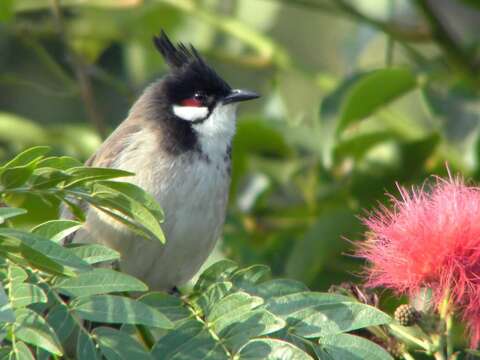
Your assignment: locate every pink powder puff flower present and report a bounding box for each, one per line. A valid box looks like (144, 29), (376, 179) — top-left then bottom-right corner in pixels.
(358, 175), (480, 348)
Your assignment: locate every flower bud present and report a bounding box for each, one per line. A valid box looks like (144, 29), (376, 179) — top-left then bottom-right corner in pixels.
(394, 304), (420, 326)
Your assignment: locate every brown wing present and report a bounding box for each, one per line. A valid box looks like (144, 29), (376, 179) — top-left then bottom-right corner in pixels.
(60, 117), (143, 245)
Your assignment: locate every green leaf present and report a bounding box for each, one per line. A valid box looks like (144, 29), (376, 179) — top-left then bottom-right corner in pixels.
(1, 146), (50, 169)
(205, 292), (285, 352)
(217, 309), (285, 353)
(286, 208), (360, 285)
(85, 187), (165, 243)
(255, 279), (309, 300)
(151, 319), (226, 359)
(0, 0), (14, 22)
(14, 308), (63, 356)
(72, 295), (173, 328)
(77, 331), (99, 360)
(0, 283), (15, 323)
(0, 237), (69, 277)
(37, 156), (82, 170)
(337, 68), (417, 133)
(207, 292), (263, 324)
(10, 341), (35, 360)
(0, 208), (27, 224)
(11, 283), (47, 308)
(9, 265), (28, 284)
(55, 268), (148, 297)
(266, 292), (391, 338)
(64, 167), (133, 187)
(334, 131), (394, 162)
(31, 220), (82, 243)
(138, 292), (191, 325)
(238, 339), (313, 360)
(94, 327), (152, 360)
(97, 181), (164, 220)
(30, 168), (71, 189)
(0, 229), (90, 274)
(319, 334), (393, 360)
(71, 188), (164, 244)
(45, 304), (75, 343)
(192, 281), (233, 317)
(194, 260), (239, 292)
(1, 164), (35, 189)
(67, 244), (120, 265)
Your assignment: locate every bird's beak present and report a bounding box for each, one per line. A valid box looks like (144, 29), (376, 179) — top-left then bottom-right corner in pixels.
(222, 89), (260, 104)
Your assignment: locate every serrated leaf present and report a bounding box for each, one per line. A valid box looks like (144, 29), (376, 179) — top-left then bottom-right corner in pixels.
(0, 228), (90, 273)
(31, 220), (82, 243)
(11, 283), (47, 308)
(0, 283), (15, 323)
(238, 338), (313, 359)
(151, 319), (226, 360)
(67, 244), (120, 265)
(319, 334), (393, 360)
(266, 292), (391, 337)
(1, 146), (50, 169)
(14, 308), (63, 356)
(55, 268), (147, 297)
(72, 295), (173, 328)
(94, 327), (152, 360)
(337, 68), (417, 133)
(46, 304), (75, 343)
(77, 331), (99, 360)
(10, 341), (35, 360)
(0, 208), (27, 224)
(64, 167), (133, 187)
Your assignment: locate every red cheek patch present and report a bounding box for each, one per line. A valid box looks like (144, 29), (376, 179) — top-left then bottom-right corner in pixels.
(181, 98), (202, 107)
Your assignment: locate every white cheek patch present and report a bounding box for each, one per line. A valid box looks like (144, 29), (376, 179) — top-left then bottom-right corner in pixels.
(172, 105), (209, 122)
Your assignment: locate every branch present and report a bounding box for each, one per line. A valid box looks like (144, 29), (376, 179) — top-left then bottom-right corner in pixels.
(49, 0), (107, 138)
(270, 0), (432, 43)
(415, 0), (478, 81)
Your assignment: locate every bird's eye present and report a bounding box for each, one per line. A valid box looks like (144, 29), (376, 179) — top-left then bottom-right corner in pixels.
(180, 92), (206, 107)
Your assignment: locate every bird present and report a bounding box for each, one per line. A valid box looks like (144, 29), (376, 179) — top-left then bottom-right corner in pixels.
(62, 30), (259, 292)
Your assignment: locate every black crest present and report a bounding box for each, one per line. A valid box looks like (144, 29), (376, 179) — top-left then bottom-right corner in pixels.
(153, 30), (204, 70)
(152, 30), (231, 98)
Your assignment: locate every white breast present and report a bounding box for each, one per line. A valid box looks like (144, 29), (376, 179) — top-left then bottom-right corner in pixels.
(74, 105), (236, 291)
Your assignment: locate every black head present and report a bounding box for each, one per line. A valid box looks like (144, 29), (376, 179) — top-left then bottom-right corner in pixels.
(153, 31), (259, 122)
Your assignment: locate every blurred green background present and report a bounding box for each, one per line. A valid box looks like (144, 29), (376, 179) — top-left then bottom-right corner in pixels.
(1, 0), (480, 293)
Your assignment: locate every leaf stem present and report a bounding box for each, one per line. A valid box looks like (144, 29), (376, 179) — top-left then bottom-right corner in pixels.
(389, 324), (432, 352)
(402, 352), (416, 360)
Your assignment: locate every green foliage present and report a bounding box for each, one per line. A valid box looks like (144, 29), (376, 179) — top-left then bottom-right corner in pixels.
(2, 0), (480, 357)
(0, 148), (393, 359)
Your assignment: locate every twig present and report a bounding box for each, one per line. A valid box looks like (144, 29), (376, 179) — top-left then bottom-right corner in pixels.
(415, 0), (478, 82)
(49, 0), (107, 138)
(270, 0), (432, 43)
